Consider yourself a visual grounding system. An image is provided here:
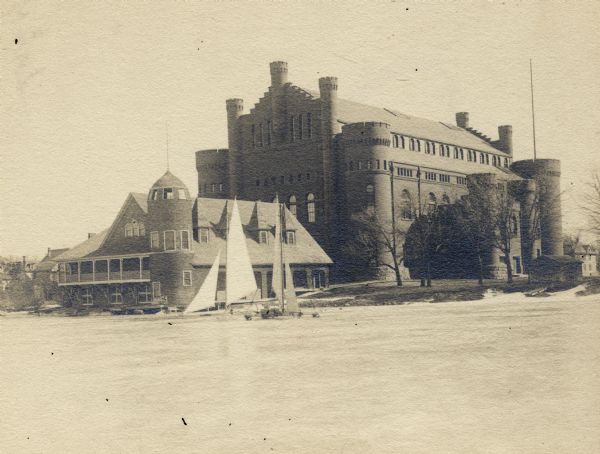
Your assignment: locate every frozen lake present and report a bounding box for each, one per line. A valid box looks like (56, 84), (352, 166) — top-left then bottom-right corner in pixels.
(1, 291), (599, 453)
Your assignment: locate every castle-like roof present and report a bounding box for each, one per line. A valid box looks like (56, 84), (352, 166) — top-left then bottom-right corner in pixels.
(303, 88), (506, 155)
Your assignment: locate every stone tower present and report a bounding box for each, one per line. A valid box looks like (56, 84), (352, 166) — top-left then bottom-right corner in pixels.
(511, 159), (564, 257)
(226, 98), (244, 197)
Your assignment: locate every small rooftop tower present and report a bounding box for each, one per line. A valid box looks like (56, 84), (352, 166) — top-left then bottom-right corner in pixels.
(147, 170), (195, 305)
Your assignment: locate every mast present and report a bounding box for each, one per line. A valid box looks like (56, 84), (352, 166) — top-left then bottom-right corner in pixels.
(224, 199), (229, 308)
(530, 59), (537, 161)
(279, 198), (285, 313)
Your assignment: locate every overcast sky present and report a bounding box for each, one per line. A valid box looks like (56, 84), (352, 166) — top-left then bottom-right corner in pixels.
(2, 1), (599, 258)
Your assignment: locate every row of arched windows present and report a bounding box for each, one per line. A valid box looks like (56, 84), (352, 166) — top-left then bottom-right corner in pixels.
(363, 186), (452, 218)
(280, 193), (316, 223)
(125, 220), (145, 237)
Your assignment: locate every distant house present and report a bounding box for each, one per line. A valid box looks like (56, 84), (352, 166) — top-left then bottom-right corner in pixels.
(574, 245), (598, 277)
(529, 255), (582, 285)
(32, 248), (70, 301)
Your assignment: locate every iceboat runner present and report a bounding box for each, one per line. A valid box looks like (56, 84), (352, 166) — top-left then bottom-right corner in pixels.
(184, 198), (260, 316)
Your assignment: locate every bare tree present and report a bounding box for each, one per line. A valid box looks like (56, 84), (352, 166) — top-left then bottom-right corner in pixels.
(404, 207), (445, 287)
(582, 171), (600, 236)
(456, 193), (495, 285)
(343, 209), (406, 286)
(464, 177), (520, 283)
(563, 232), (582, 257)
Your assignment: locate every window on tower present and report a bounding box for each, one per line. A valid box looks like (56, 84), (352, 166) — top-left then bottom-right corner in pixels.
(307, 193), (316, 223)
(163, 188), (174, 200)
(180, 230), (190, 250)
(164, 231), (176, 251)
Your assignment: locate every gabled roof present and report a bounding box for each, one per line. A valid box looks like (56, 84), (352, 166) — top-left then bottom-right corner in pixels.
(53, 230), (109, 261)
(191, 198), (332, 266)
(302, 87), (505, 154)
(96, 193), (149, 252)
(130, 193), (148, 213)
(34, 248), (70, 272)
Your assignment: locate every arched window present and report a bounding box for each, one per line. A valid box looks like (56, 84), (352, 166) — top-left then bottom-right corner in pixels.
(125, 223), (133, 237)
(400, 189), (413, 220)
(132, 220), (139, 236)
(288, 195), (297, 217)
(366, 184), (374, 209)
(393, 135), (399, 148)
(441, 194), (450, 205)
(427, 193), (437, 213)
(307, 193), (316, 223)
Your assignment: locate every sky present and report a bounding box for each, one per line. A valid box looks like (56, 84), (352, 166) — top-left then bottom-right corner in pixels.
(1, 0), (599, 258)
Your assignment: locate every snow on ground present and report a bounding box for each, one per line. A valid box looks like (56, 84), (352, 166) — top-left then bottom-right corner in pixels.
(0, 288), (599, 453)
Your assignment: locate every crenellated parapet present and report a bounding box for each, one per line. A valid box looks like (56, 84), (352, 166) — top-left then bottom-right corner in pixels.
(341, 122), (391, 147)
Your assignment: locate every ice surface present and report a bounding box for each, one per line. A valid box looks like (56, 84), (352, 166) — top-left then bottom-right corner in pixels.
(1, 289), (599, 453)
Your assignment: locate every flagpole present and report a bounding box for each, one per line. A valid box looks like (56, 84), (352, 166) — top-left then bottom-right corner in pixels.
(530, 59), (537, 161)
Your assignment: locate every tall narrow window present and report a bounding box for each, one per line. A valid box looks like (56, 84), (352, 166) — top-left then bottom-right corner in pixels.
(400, 190), (413, 220)
(152, 282), (161, 299)
(306, 113), (312, 138)
(427, 193), (437, 213)
(307, 193), (316, 223)
(199, 228), (209, 243)
(266, 121), (272, 145)
(298, 114), (303, 139)
(180, 230), (190, 250)
(183, 271), (192, 287)
(289, 195), (297, 217)
(289, 116), (295, 142)
(258, 123), (263, 147)
(286, 231), (296, 245)
(259, 230), (269, 244)
(164, 231), (176, 251)
(393, 135), (399, 148)
(251, 124), (256, 148)
(150, 232), (159, 249)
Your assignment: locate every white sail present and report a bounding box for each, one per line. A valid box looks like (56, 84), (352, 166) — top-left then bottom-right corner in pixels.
(184, 250), (221, 314)
(226, 199), (257, 304)
(284, 261), (300, 314)
(271, 200), (284, 306)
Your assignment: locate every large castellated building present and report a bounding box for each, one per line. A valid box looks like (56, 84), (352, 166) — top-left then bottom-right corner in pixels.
(196, 61), (564, 281)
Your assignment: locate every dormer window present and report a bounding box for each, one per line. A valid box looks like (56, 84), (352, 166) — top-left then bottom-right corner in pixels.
(259, 230), (269, 244)
(150, 189), (160, 201)
(199, 228), (210, 243)
(286, 231), (296, 245)
(163, 188), (174, 199)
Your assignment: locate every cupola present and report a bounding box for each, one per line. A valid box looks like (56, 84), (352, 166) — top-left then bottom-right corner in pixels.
(148, 170), (191, 201)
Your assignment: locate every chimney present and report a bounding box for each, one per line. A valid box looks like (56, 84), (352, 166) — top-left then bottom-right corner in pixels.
(47, 247), (51, 256)
(498, 125), (513, 155)
(456, 112), (469, 129)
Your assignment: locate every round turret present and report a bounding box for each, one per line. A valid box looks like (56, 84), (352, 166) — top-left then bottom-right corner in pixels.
(511, 159), (563, 256)
(147, 170), (195, 306)
(147, 170), (193, 244)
